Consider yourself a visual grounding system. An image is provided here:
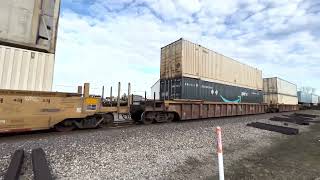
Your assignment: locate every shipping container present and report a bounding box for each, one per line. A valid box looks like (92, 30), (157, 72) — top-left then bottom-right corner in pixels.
(263, 77), (297, 96)
(263, 94), (298, 105)
(298, 91), (312, 104)
(0, 0), (61, 53)
(160, 39), (263, 90)
(0, 45), (54, 91)
(311, 94), (319, 105)
(151, 79), (160, 100)
(160, 77), (263, 104)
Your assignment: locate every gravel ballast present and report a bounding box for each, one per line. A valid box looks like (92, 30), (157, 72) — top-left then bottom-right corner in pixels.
(0, 111), (317, 180)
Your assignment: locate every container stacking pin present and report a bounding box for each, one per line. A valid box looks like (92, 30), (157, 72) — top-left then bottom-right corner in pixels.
(215, 126), (224, 180)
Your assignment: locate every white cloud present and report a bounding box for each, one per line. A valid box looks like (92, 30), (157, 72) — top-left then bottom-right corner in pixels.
(201, 0), (240, 16)
(54, 0), (320, 95)
(175, 0), (201, 14)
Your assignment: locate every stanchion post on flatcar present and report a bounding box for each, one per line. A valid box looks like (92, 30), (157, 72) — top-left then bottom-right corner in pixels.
(84, 83), (89, 98)
(131, 94), (134, 105)
(117, 82), (121, 118)
(128, 83), (131, 107)
(77, 86), (82, 94)
(145, 91), (147, 103)
(153, 92), (156, 110)
(101, 86), (105, 100)
(110, 86), (113, 107)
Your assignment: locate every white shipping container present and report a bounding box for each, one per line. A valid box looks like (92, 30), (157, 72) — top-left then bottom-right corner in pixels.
(160, 39), (263, 90)
(263, 77), (297, 97)
(151, 79), (160, 100)
(311, 94), (319, 104)
(0, 45), (54, 91)
(263, 94), (298, 105)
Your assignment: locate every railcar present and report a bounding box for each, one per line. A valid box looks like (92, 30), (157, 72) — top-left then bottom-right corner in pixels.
(0, 83), (130, 133)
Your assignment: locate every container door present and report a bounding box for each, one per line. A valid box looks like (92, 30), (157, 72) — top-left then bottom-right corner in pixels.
(171, 78), (182, 99)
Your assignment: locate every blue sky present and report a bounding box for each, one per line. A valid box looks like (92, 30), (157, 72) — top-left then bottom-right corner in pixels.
(53, 0), (320, 96)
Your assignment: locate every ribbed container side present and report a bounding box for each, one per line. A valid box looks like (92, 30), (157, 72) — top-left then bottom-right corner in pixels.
(263, 77), (297, 96)
(263, 94), (298, 105)
(160, 38), (263, 90)
(298, 91), (312, 104)
(160, 77), (263, 103)
(0, 0), (61, 53)
(311, 94), (319, 104)
(0, 45), (54, 91)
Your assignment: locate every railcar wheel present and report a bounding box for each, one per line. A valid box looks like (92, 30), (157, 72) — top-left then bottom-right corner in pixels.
(141, 112), (154, 125)
(131, 110), (144, 122)
(166, 113), (175, 123)
(103, 113), (114, 126)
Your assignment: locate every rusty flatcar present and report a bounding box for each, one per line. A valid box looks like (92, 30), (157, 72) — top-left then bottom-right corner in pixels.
(130, 99), (269, 124)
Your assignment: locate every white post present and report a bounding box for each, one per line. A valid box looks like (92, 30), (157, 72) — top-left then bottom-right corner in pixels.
(216, 126), (224, 180)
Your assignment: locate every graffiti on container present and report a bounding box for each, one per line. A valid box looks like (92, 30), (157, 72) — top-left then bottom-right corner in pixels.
(220, 95), (242, 103)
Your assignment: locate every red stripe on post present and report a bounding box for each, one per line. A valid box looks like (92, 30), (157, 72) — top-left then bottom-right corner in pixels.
(216, 127), (223, 154)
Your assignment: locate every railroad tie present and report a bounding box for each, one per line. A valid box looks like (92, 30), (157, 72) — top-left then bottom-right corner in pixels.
(269, 116), (310, 126)
(31, 148), (53, 180)
(294, 113), (318, 118)
(4, 149), (25, 180)
(247, 122), (299, 135)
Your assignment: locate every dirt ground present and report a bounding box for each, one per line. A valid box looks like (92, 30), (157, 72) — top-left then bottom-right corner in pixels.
(221, 117), (320, 179)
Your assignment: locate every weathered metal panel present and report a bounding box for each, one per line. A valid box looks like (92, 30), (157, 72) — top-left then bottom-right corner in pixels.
(263, 77), (297, 96)
(160, 38), (263, 90)
(160, 77), (263, 103)
(0, 45), (54, 91)
(0, 0), (61, 53)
